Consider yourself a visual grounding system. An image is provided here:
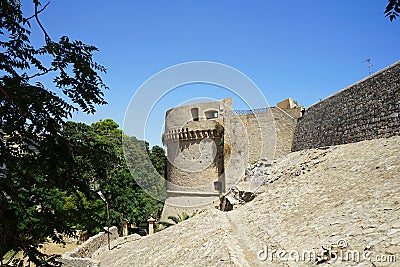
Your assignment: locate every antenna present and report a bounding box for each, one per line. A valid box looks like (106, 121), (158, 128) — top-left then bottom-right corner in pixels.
(362, 58), (373, 75)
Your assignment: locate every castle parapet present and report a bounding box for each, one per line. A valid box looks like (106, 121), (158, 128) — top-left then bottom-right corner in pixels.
(164, 127), (222, 142)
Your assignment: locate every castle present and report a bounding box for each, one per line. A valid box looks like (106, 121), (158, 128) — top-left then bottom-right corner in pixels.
(161, 96), (303, 219)
(162, 60), (400, 220)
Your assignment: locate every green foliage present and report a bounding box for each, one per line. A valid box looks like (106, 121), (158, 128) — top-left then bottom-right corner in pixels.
(148, 145), (167, 178)
(158, 211), (198, 229)
(385, 0), (400, 21)
(0, 0), (109, 265)
(124, 137), (166, 203)
(161, 133), (166, 145)
(214, 121), (225, 148)
(1, 113), (167, 265)
(63, 120), (165, 233)
(215, 121), (224, 137)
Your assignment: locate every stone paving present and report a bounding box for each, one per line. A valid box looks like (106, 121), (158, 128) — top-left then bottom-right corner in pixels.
(95, 136), (400, 266)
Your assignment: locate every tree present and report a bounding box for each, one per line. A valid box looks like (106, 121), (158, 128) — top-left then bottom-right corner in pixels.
(121, 135), (166, 224)
(90, 120), (165, 231)
(0, 0), (108, 265)
(60, 120), (165, 237)
(147, 144), (167, 179)
(58, 121), (119, 236)
(385, 0), (400, 21)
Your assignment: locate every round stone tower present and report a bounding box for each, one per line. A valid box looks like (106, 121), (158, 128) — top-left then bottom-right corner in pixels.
(161, 98), (232, 219)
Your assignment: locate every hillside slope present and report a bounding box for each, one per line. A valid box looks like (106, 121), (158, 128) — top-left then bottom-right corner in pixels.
(95, 136), (400, 266)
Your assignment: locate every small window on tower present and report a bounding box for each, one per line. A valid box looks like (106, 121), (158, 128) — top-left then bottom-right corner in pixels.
(205, 110), (218, 120)
(191, 107), (199, 121)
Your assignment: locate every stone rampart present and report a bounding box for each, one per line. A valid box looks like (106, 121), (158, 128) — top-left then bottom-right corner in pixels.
(59, 227), (141, 266)
(293, 61), (400, 151)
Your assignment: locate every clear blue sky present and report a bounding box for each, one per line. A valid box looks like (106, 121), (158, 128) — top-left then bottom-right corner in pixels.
(24, 0), (400, 147)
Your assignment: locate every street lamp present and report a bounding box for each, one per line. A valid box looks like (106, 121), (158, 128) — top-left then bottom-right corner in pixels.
(97, 190), (110, 250)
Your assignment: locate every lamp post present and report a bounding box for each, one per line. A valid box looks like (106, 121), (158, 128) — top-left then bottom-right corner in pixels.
(97, 191), (110, 250)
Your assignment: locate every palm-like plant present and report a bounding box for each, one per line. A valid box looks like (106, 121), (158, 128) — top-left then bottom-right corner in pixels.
(157, 211), (195, 229)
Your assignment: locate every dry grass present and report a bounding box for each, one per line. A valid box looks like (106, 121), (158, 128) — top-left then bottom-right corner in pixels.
(3, 242), (77, 265)
(39, 242), (78, 255)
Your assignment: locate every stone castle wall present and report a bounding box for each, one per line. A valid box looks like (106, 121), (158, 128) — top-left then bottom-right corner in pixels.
(60, 227), (141, 267)
(167, 137), (224, 191)
(222, 107), (299, 190)
(236, 111), (274, 162)
(271, 107), (299, 157)
(224, 108), (298, 162)
(292, 61), (400, 151)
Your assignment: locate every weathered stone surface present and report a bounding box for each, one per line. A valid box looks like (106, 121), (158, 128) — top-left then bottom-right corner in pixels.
(67, 227), (119, 258)
(293, 60), (400, 151)
(94, 136), (400, 266)
(60, 227), (141, 267)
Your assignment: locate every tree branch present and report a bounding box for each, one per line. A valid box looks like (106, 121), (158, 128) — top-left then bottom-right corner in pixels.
(25, 1), (50, 21)
(33, 0), (51, 43)
(27, 66), (57, 79)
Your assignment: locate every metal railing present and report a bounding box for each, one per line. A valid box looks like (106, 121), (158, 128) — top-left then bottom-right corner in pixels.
(225, 107), (269, 115)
